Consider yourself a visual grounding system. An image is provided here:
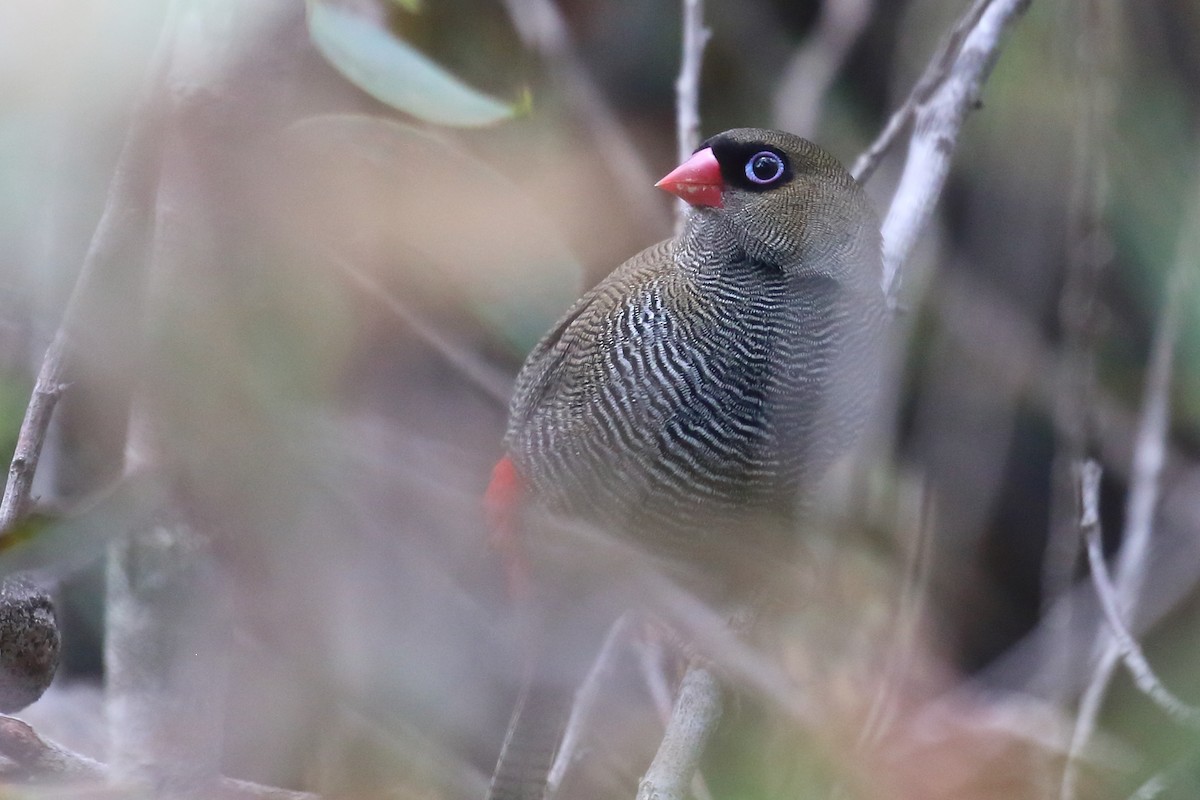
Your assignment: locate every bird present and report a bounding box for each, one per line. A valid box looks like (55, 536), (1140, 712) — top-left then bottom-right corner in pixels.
(483, 127), (885, 800)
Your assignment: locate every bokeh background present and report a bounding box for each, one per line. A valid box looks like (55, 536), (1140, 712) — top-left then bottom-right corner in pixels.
(2, 0), (1199, 797)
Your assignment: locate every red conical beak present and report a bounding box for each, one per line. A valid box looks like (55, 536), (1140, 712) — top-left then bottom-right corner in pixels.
(655, 147), (724, 208)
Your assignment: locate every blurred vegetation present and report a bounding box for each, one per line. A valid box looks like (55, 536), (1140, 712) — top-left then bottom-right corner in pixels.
(2, 0), (1200, 798)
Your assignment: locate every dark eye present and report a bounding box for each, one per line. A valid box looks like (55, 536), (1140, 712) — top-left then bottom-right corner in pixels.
(745, 151), (784, 184)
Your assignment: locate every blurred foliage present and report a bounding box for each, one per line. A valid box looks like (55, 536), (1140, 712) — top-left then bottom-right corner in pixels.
(1, 0), (1200, 798)
(307, 0), (526, 127)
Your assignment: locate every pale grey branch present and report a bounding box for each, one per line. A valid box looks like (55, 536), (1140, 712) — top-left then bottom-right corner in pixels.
(545, 612), (636, 797)
(500, 0), (670, 235)
(1084, 483), (1200, 729)
(636, 665), (722, 800)
(850, 0), (992, 183)
(773, 0), (875, 138)
(876, 0), (1032, 304)
(673, 0), (711, 231)
(335, 254), (513, 406)
(0, 714), (316, 798)
(1062, 171), (1200, 800)
(1041, 0), (1115, 735)
(0, 12), (169, 537)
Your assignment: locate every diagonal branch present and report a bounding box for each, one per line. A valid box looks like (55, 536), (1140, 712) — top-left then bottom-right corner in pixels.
(499, 0), (670, 236)
(850, 0), (992, 184)
(0, 0), (176, 721)
(1061, 164), (1200, 800)
(0, 49), (168, 539)
(1082, 471), (1200, 729)
(875, 0), (1033, 305)
(773, 0), (876, 139)
(334, 254), (513, 406)
(0, 713), (316, 798)
(1041, 0), (1115, 729)
(545, 612), (637, 796)
(635, 665), (722, 800)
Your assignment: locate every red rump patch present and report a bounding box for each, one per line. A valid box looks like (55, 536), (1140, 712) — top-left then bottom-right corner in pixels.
(484, 455), (530, 601)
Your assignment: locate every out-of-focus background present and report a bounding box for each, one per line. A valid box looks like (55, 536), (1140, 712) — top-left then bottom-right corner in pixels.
(2, 0), (1199, 797)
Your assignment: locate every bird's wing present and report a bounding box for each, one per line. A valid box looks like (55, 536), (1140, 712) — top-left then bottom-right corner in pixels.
(506, 239), (674, 437)
(505, 290), (598, 435)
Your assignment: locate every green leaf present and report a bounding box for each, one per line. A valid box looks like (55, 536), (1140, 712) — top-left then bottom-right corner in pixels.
(307, 0), (518, 128)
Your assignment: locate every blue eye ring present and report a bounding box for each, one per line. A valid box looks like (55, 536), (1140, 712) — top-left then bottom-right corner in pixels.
(745, 151), (784, 184)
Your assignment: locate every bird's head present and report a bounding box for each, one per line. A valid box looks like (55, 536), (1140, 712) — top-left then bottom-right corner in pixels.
(656, 128), (879, 281)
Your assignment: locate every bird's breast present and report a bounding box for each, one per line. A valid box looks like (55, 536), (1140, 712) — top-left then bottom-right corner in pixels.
(511, 263), (839, 538)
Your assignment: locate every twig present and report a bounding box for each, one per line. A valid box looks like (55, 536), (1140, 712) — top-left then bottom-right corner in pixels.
(1041, 0), (1114, 721)
(875, 0), (1032, 305)
(631, 635), (715, 800)
(1123, 752), (1200, 800)
(635, 665), (722, 800)
(334, 253), (513, 406)
(917, 273), (1200, 707)
(0, 714), (316, 798)
(674, 0), (709, 166)
(633, 633), (715, 800)
(0, 713), (104, 781)
(1082, 464), (1200, 729)
(0, 23), (169, 538)
(1061, 170), (1200, 800)
(498, 0), (670, 236)
(673, 0), (710, 231)
(850, 0), (992, 183)
(772, 0), (875, 139)
(0, 0), (173, 724)
(856, 474), (934, 748)
(633, 635), (675, 723)
(545, 612), (636, 797)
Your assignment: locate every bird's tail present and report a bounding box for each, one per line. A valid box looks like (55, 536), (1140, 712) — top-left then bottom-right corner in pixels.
(485, 678), (576, 800)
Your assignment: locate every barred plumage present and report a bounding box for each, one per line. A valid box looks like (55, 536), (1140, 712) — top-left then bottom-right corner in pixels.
(506, 130), (883, 554)
(486, 128), (884, 800)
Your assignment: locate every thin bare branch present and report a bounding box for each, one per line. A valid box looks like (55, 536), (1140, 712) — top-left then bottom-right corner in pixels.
(850, 0), (992, 183)
(1062, 169), (1200, 800)
(0, 714), (317, 798)
(630, 635), (715, 800)
(1041, 0), (1115, 727)
(0, 0), (175, 724)
(675, 0), (710, 166)
(0, 24), (170, 538)
(876, 0), (1032, 305)
(545, 612), (637, 797)
(334, 254), (513, 406)
(914, 271), (1200, 711)
(856, 474), (934, 748)
(773, 0), (875, 138)
(636, 665), (722, 800)
(673, 0), (711, 231)
(633, 635), (675, 723)
(1083, 468), (1200, 729)
(499, 0), (670, 236)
